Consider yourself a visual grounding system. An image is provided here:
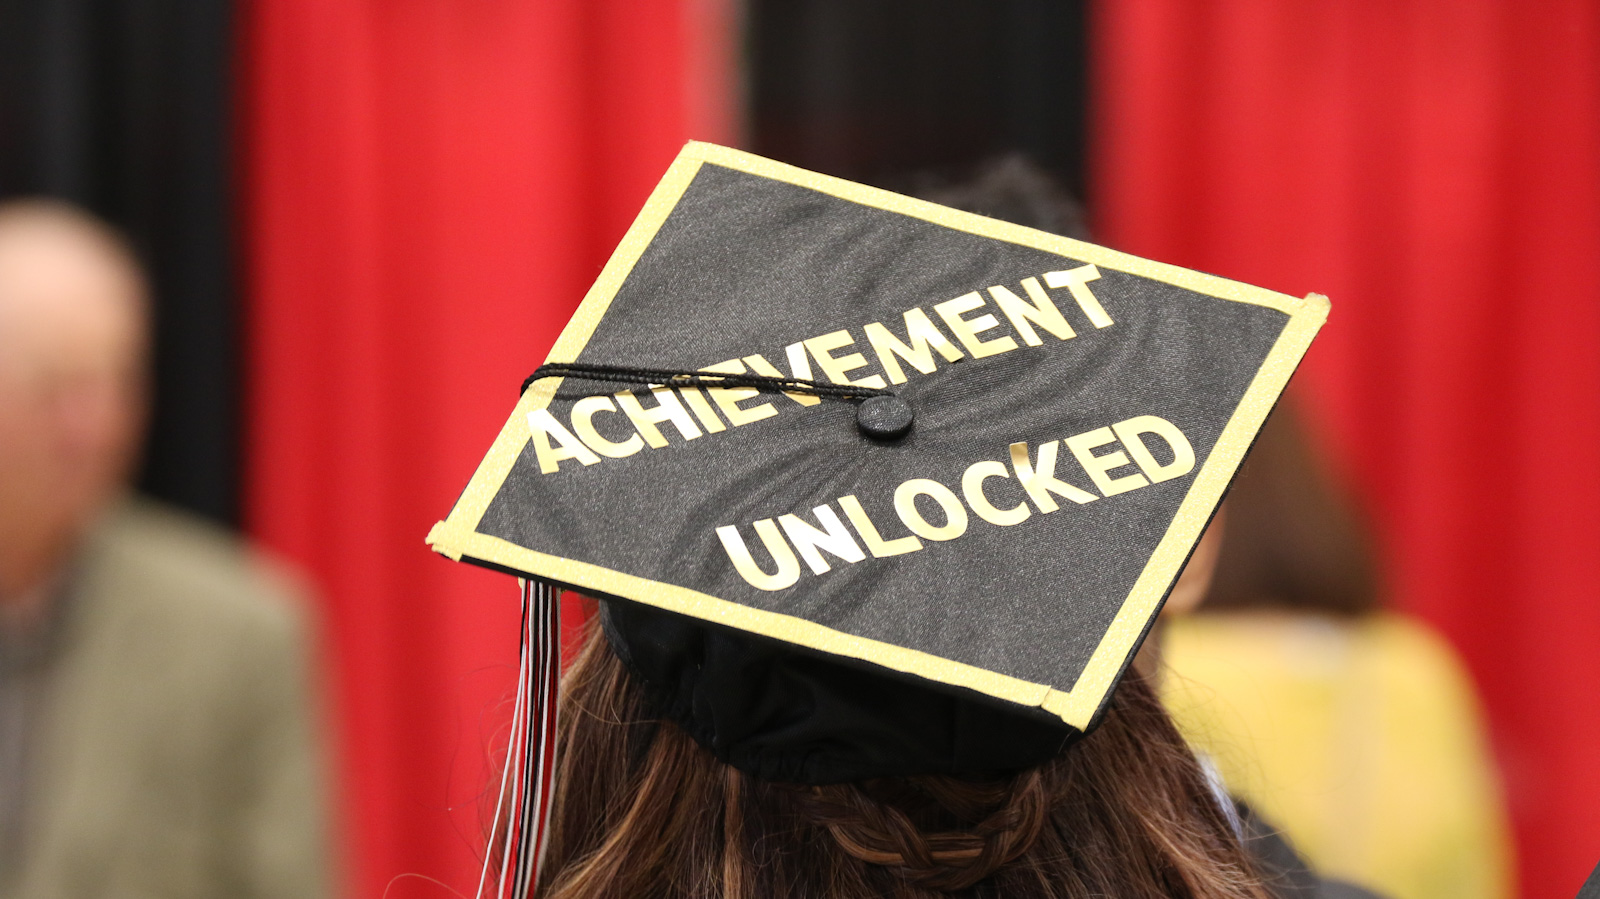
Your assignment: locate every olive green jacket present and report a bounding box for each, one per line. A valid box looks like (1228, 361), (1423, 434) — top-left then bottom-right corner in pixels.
(4, 498), (331, 899)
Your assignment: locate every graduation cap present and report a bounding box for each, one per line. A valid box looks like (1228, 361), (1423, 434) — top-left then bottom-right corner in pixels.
(427, 142), (1327, 894)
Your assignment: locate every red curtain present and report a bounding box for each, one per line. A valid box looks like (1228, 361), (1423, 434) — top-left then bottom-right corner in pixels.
(1094, 2), (1600, 896)
(239, 3), (733, 895)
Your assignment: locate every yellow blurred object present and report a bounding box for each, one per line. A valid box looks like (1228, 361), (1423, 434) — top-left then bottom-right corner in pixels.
(1162, 611), (1513, 899)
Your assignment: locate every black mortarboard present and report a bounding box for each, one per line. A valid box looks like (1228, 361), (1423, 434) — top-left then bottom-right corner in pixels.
(428, 142), (1326, 884)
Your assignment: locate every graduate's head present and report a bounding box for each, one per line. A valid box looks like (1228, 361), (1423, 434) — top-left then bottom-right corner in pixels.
(536, 614), (1274, 899)
(0, 200), (149, 602)
(432, 144), (1326, 898)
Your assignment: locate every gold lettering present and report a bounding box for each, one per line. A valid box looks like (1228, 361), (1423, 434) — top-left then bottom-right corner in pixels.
(990, 277), (1076, 346)
(615, 386), (703, 448)
(1008, 440), (1097, 512)
(716, 521), (801, 591)
(838, 494), (922, 557)
(675, 385), (729, 433)
(1043, 264), (1113, 328)
(934, 291), (1019, 359)
(960, 460), (1031, 526)
(893, 478), (969, 541)
(805, 329), (888, 389)
(863, 308), (964, 384)
(1112, 415), (1195, 483)
(569, 395), (645, 458)
(785, 342), (815, 381)
(779, 505), (867, 574)
(700, 359), (778, 426)
(527, 408), (601, 473)
(1065, 426), (1149, 496)
(743, 352), (821, 406)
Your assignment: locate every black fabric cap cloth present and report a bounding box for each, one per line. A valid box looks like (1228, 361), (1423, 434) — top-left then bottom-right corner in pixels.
(428, 142), (1328, 783)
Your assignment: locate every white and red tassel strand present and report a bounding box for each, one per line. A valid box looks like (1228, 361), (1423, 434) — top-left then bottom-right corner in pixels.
(479, 579), (561, 899)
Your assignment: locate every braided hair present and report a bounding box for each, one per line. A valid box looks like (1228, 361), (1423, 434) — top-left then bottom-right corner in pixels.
(529, 616), (1274, 899)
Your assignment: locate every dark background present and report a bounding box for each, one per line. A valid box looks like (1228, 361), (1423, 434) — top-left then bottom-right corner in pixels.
(1, 0), (237, 524)
(748, 0), (1089, 198)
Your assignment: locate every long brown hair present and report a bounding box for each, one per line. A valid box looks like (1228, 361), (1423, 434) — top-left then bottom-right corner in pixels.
(1204, 394), (1380, 616)
(533, 618), (1276, 899)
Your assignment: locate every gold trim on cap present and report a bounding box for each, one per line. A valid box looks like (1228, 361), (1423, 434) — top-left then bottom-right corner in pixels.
(427, 141), (1329, 731)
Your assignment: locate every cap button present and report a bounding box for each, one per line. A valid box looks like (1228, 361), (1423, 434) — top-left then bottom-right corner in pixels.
(856, 394), (914, 441)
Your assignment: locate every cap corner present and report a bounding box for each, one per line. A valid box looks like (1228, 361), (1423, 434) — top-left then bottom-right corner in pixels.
(1039, 689), (1094, 731)
(425, 521), (464, 561)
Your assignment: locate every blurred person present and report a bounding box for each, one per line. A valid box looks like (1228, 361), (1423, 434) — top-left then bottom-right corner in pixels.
(906, 155), (1387, 899)
(913, 158), (1505, 898)
(1160, 396), (1513, 899)
(0, 200), (330, 898)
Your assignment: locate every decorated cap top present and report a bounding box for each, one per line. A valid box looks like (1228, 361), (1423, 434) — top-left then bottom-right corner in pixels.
(428, 142), (1326, 761)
